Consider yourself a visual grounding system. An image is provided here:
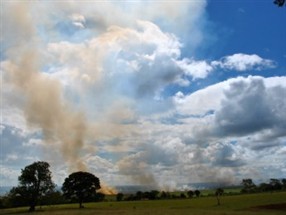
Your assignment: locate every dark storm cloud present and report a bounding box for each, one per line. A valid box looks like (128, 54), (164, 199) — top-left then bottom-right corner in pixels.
(215, 78), (286, 137)
(212, 143), (246, 167)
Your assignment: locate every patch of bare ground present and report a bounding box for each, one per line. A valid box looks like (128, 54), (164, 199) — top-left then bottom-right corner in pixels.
(252, 203), (286, 211)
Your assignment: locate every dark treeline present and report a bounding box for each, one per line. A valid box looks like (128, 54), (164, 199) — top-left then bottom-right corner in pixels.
(0, 189), (106, 209)
(241, 178), (286, 193)
(117, 189), (201, 202)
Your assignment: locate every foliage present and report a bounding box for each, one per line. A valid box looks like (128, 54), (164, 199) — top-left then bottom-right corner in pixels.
(148, 190), (160, 200)
(93, 192), (105, 202)
(242, 178), (286, 194)
(180, 193), (186, 198)
(274, 0), (285, 7)
(187, 190), (194, 198)
(258, 183), (272, 192)
(123, 190), (160, 201)
(269, 178), (282, 190)
(135, 191), (143, 200)
(215, 188), (224, 205)
(41, 190), (68, 205)
(160, 191), (171, 199)
(116, 193), (124, 201)
(13, 161), (55, 211)
(194, 190), (201, 197)
(62, 171), (101, 208)
(241, 178), (257, 193)
(282, 178), (286, 189)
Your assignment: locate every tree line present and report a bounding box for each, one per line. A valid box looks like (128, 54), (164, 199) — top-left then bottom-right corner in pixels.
(1, 161), (286, 211)
(116, 189), (201, 202)
(241, 178), (286, 193)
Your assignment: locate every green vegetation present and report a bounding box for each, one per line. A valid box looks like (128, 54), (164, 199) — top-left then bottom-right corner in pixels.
(274, 0), (285, 7)
(62, 171), (101, 208)
(0, 191), (286, 215)
(9, 161), (55, 212)
(1, 161), (286, 214)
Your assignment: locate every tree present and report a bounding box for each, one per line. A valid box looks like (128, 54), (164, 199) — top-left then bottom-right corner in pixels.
(215, 188), (224, 206)
(160, 191), (170, 199)
(274, 0), (285, 7)
(116, 193), (124, 201)
(149, 190), (160, 200)
(281, 178), (286, 190)
(241, 179), (256, 193)
(135, 191), (143, 200)
(194, 190), (200, 197)
(269, 178), (282, 191)
(62, 171), (101, 208)
(94, 192), (105, 202)
(180, 193), (187, 199)
(187, 190), (194, 198)
(258, 183), (272, 192)
(15, 161), (55, 211)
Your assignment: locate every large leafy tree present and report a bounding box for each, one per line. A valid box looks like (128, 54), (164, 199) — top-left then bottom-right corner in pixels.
(15, 161), (55, 211)
(187, 190), (194, 198)
(62, 171), (101, 208)
(241, 178), (257, 193)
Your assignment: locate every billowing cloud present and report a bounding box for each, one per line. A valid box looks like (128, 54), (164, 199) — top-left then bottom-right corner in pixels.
(177, 58), (213, 80)
(215, 77), (286, 136)
(212, 53), (276, 71)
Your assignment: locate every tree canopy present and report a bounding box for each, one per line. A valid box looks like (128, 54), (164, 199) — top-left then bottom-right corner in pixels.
(274, 0), (285, 7)
(241, 178), (257, 193)
(14, 161), (55, 211)
(62, 171), (101, 208)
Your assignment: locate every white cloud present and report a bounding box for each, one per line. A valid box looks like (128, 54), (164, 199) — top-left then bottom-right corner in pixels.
(70, 13), (85, 28)
(0, 165), (20, 187)
(5, 154), (19, 162)
(22, 139), (44, 147)
(177, 58), (213, 80)
(173, 80), (226, 115)
(45, 20), (185, 114)
(211, 53), (276, 71)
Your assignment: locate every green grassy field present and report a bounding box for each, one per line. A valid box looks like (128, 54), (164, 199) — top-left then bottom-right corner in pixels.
(1, 192), (285, 215)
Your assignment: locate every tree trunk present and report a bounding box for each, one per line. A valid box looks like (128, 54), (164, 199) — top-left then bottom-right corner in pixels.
(29, 196), (37, 212)
(216, 195), (220, 205)
(79, 200), (84, 208)
(29, 204), (35, 212)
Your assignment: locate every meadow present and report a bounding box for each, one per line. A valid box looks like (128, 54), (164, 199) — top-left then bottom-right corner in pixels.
(0, 191), (285, 215)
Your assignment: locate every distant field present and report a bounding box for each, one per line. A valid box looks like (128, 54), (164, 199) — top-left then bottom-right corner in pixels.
(1, 192), (285, 215)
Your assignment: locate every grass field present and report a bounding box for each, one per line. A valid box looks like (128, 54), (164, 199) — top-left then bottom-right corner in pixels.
(1, 192), (285, 215)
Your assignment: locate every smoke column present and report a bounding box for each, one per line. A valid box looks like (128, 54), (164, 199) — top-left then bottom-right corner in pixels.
(3, 2), (88, 172)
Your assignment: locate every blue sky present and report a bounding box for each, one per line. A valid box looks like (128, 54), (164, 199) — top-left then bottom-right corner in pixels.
(1, 1), (286, 192)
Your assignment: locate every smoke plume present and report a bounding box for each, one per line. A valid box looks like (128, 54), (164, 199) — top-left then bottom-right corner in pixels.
(3, 2), (88, 173)
(2, 1), (225, 191)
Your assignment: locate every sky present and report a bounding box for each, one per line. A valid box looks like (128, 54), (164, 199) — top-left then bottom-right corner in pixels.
(1, 0), (286, 192)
